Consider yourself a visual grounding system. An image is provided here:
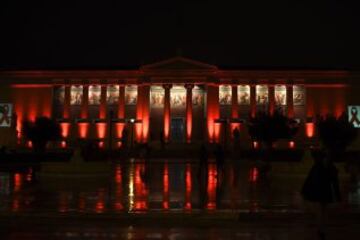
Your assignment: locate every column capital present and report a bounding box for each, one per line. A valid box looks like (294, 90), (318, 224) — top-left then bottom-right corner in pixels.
(162, 84), (173, 90)
(184, 84), (194, 90)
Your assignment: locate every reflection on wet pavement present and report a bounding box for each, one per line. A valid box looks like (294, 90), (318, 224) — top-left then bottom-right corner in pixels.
(1, 160), (360, 214)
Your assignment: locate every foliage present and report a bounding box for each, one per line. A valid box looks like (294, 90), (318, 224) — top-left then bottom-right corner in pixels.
(317, 113), (357, 153)
(22, 117), (62, 152)
(248, 110), (299, 148)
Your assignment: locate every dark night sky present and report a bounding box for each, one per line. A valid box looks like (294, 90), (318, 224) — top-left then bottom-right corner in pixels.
(0, 1), (359, 70)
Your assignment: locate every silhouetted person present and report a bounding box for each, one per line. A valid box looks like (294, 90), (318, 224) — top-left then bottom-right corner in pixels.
(301, 151), (341, 240)
(121, 128), (128, 148)
(232, 127), (241, 153)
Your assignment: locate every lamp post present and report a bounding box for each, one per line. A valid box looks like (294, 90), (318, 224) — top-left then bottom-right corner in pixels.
(127, 118), (142, 149)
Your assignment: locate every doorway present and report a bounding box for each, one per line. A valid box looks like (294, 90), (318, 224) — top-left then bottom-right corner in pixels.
(171, 118), (184, 142)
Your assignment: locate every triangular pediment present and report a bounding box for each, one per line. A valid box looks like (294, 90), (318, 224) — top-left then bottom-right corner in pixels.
(141, 57), (217, 71)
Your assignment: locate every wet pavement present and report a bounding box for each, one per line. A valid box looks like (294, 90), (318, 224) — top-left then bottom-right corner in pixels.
(1, 159), (360, 239)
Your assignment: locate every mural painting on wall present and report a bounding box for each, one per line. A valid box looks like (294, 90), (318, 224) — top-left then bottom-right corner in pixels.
(171, 86), (186, 107)
(54, 86), (65, 105)
(125, 85), (137, 105)
(192, 86), (204, 107)
(70, 86), (83, 105)
(107, 85), (119, 104)
(256, 85), (268, 105)
(150, 86), (164, 107)
(293, 85), (305, 106)
(275, 85), (287, 105)
(89, 85), (101, 105)
(219, 85), (232, 105)
(237, 85), (250, 105)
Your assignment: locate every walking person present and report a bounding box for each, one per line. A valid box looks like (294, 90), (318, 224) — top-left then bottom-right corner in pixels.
(301, 151), (341, 240)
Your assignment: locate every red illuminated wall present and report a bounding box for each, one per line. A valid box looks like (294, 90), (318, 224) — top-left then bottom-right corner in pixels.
(11, 85), (53, 137)
(136, 85), (150, 143)
(206, 85), (220, 142)
(306, 86), (347, 118)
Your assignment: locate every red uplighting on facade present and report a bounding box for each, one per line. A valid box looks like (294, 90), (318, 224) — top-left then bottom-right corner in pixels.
(60, 122), (70, 138)
(135, 122), (143, 143)
(230, 123), (240, 138)
(117, 141), (122, 148)
(289, 141), (295, 148)
(61, 141), (66, 148)
(186, 109), (192, 143)
(78, 123), (89, 138)
(27, 141), (33, 148)
(96, 122), (107, 139)
(115, 123), (124, 138)
(253, 141), (259, 149)
(306, 123), (315, 138)
(214, 122), (221, 143)
(98, 141), (104, 148)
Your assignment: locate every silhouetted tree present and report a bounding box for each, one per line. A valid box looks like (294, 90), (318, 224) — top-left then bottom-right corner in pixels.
(248, 110), (299, 149)
(22, 117), (62, 152)
(317, 113), (357, 155)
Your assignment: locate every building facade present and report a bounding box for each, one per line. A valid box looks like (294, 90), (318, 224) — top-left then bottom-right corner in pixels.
(0, 57), (358, 149)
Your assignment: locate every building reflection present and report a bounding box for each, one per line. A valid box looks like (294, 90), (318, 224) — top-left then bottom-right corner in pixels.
(207, 164), (217, 210)
(163, 162), (169, 210)
(95, 188), (106, 213)
(114, 165), (123, 211)
(128, 162), (148, 211)
(184, 163), (192, 211)
(12, 173), (22, 212)
(58, 192), (70, 213)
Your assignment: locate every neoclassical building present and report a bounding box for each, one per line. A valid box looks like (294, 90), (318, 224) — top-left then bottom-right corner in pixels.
(0, 57), (358, 149)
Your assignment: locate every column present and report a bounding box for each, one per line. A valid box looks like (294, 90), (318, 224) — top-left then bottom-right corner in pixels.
(136, 84), (150, 143)
(185, 84), (194, 143)
(97, 85), (107, 146)
(163, 84), (172, 143)
(206, 84), (220, 143)
(287, 84), (294, 118)
(99, 85), (107, 119)
(268, 85), (275, 115)
(81, 85), (89, 119)
(250, 84), (256, 118)
(231, 85), (238, 119)
(63, 85), (71, 119)
(231, 85), (239, 136)
(118, 84), (125, 119)
(116, 84), (125, 143)
(141, 85), (150, 143)
(79, 84), (89, 139)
